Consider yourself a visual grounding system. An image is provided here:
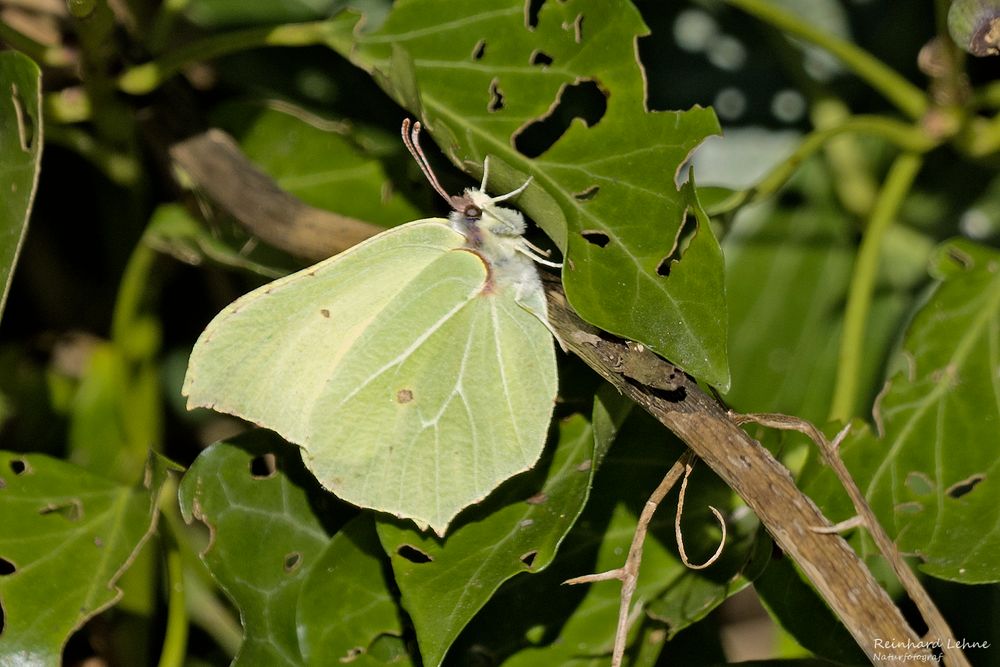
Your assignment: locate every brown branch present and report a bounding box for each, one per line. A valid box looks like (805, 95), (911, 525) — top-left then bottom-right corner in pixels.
(168, 129), (382, 260)
(542, 281), (942, 665)
(564, 451), (693, 667)
(733, 413), (969, 667)
(167, 127), (952, 665)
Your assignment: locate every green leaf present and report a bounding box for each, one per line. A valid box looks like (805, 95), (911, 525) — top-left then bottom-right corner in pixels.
(0, 51), (43, 325)
(806, 239), (1000, 583)
(375, 389), (631, 666)
(297, 515), (412, 666)
(219, 104), (424, 228)
(177, 431), (351, 665)
(0, 451), (170, 664)
(723, 193), (912, 422)
(328, 0), (729, 389)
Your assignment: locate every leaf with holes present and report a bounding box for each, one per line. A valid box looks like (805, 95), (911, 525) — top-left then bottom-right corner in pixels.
(325, 0), (729, 389)
(297, 515), (413, 666)
(805, 239), (1000, 584)
(374, 389), (631, 666)
(177, 430), (353, 665)
(0, 51), (43, 324)
(0, 451), (170, 663)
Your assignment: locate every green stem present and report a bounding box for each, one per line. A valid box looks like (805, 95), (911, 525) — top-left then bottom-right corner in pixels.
(0, 22), (76, 67)
(725, 0), (930, 120)
(829, 152), (923, 423)
(157, 523), (188, 667)
(708, 116), (935, 216)
(118, 20), (335, 94)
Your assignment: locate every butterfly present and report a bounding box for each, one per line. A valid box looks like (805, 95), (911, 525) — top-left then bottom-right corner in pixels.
(183, 119), (560, 535)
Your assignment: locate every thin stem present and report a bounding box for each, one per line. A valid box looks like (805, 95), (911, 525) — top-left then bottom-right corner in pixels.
(0, 21), (76, 67)
(829, 152), (923, 423)
(726, 0), (930, 120)
(157, 524), (188, 667)
(708, 116), (934, 216)
(118, 21), (335, 94)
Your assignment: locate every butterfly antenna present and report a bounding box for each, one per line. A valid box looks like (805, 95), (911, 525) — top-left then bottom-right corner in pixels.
(401, 119), (455, 206)
(490, 176), (533, 204)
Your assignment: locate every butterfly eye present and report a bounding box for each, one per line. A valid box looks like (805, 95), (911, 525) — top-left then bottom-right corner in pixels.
(465, 205), (482, 219)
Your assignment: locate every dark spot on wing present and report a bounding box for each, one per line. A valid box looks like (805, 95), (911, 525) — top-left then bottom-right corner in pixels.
(320, 308), (330, 318)
(397, 389), (414, 404)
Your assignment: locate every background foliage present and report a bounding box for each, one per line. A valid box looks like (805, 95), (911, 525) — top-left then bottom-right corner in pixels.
(1, 0), (998, 665)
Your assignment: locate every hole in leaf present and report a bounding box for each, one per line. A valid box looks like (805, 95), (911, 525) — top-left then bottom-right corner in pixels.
(488, 79), (505, 112)
(471, 39), (486, 60)
(530, 50), (554, 67)
(655, 213), (698, 277)
(0, 557), (15, 575)
(947, 474), (985, 499)
(562, 14), (584, 42)
(250, 454), (277, 479)
(581, 231), (610, 248)
(396, 389), (414, 404)
(9, 459), (29, 475)
(524, 0), (544, 29)
(39, 500), (83, 521)
(574, 185), (600, 201)
(397, 544), (432, 563)
(10, 83), (34, 152)
(520, 550), (538, 568)
(513, 79), (607, 158)
(284, 552), (302, 573)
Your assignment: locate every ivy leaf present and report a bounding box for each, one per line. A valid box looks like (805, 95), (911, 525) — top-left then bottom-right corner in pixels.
(806, 239), (1000, 583)
(178, 431), (353, 665)
(0, 451), (171, 663)
(325, 0), (729, 389)
(297, 515), (413, 666)
(0, 51), (43, 324)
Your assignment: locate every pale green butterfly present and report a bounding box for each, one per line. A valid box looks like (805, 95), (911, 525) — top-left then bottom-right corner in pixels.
(183, 119), (559, 535)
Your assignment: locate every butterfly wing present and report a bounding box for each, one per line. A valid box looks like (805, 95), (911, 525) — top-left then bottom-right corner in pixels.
(305, 259), (557, 534)
(184, 219), (557, 534)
